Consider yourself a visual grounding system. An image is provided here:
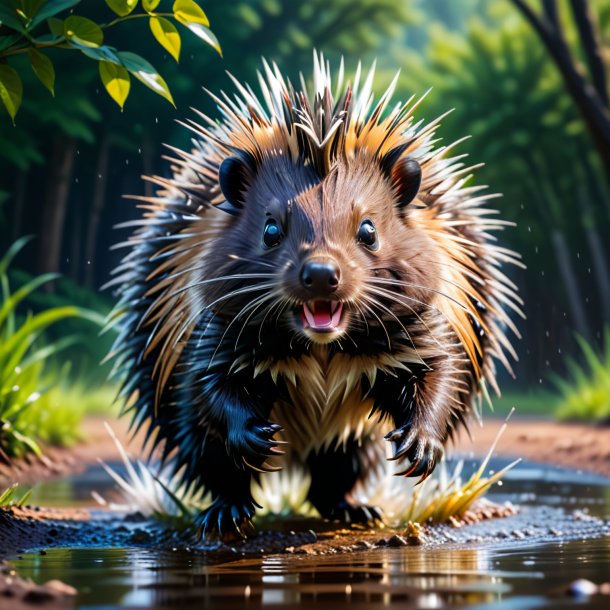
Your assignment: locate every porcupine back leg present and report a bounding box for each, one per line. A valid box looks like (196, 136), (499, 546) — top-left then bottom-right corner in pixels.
(306, 436), (382, 525)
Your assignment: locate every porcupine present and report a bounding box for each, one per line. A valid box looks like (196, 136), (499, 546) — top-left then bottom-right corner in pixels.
(107, 54), (521, 538)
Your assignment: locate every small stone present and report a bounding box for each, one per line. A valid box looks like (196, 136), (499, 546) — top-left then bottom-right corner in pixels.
(23, 589), (55, 604)
(567, 579), (598, 597)
(386, 534), (407, 547)
(45, 580), (77, 596)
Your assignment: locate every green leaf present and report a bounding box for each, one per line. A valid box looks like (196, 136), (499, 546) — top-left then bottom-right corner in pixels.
(0, 272), (60, 330)
(0, 236), (33, 277)
(0, 33), (21, 52)
(142, 0), (161, 11)
(105, 0), (138, 17)
(17, 0), (44, 21)
(117, 51), (175, 106)
(63, 15), (103, 48)
(149, 16), (181, 62)
(28, 48), (55, 96)
(31, 0), (81, 29)
(173, 0), (209, 26)
(48, 17), (64, 36)
(181, 21), (221, 56)
(0, 5), (25, 31)
(0, 64), (23, 124)
(73, 43), (122, 64)
(99, 60), (130, 109)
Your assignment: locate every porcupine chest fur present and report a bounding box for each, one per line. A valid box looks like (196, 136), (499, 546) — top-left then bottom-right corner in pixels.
(260, 345), (421, 457)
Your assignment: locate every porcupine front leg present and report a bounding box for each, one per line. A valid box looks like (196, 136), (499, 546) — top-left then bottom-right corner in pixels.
(184, 317), (283, 539)
(368, 351), (466, 481)
(193, 381), (282, 540)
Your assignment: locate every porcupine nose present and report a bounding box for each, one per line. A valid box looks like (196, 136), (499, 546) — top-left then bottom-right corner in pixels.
(300, 259), (340, 295)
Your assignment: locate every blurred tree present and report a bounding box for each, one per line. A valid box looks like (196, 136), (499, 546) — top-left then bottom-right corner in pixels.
(394, 7), (610, 382)
(1, 0), (413, 288)
(510, 0), (610, 174)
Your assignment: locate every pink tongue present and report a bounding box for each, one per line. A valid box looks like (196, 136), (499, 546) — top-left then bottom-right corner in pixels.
(312, 301), (332, 327)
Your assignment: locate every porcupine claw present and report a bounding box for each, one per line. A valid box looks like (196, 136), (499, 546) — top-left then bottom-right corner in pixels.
(230, 420), (286, 471)
(323, 499), (385, 527)
(196, 499), (256, 540)
(385, 424), (443, 480)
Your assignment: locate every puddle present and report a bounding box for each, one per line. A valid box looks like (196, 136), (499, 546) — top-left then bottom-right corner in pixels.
(7, 459), (610, 609)
(11, 538), (610, 609)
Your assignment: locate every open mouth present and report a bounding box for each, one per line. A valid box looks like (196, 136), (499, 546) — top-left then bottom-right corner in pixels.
(301, 300), (344, 333)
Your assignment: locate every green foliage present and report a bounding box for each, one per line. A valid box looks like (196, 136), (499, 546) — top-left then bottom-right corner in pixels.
(0, 0), (220, 121)
(0, 483), (31, 508)
(555, 329), (610, 422)
(0, 238), (106, 457)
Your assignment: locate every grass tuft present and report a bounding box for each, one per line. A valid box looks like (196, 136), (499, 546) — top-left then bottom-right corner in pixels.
(98, 415), (519, 530)
(0, 484), (32, 508)
(0, 238), (111, 457)
(555, 329), (610, 422)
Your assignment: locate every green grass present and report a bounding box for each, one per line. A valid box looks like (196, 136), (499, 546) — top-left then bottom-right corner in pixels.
(555, 329), (610, 422)
(492, 390), (559, 416)
(0, 237), (112, 457)
(0, 484), (31, 508)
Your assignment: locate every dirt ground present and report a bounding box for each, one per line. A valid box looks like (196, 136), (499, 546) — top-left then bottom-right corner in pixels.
(2, 415), (609, 488)
(453, 418), (610, 478)
(1, 415), (609, 606)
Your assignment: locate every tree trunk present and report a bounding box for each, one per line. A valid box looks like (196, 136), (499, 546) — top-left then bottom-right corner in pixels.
(142, 130), (154, 198)
(70, 196), (82, 283)
(585, 227), (610, 321)
(10, 170), (26, 241)
(84, 134), (110, 288)
(550, 229), (591, 340)
(37, 136), (76, 282)
(511, 0), (610, 175)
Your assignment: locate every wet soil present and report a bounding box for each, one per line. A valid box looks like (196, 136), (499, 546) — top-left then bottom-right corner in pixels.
(1, 417), (609, 608)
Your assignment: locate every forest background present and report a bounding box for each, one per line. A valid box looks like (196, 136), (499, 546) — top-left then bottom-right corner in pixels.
(1, 0), (609, 459)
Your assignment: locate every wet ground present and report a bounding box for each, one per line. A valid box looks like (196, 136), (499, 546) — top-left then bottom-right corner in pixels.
(2, 457), (609, 609)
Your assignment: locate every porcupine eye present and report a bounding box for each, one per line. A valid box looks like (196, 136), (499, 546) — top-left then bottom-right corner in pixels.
(263, 218), (282, 248)
(357, 219), (378, 250)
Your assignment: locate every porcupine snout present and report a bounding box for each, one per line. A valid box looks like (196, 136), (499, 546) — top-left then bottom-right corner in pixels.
(300, 257), (341, 296)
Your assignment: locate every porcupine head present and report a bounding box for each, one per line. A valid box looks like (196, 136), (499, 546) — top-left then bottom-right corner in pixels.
(112, 54), (520, 538)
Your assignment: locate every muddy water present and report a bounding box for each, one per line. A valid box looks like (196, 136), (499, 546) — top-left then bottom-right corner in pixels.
(10, 459), (610, 609)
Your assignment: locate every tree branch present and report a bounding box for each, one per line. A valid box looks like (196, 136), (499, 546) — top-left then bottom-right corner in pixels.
(510, 0), (610, 172)
(569, 0), (609, 106)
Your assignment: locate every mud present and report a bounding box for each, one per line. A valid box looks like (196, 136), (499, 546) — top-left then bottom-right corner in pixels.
(0, 500), (607, 563)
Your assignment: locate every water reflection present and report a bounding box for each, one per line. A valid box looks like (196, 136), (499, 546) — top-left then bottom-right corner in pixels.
(10, 458), (610, 609)
(17, 540), (608, 609)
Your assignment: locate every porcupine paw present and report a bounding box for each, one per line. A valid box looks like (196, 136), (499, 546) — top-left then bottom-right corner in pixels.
(195, 499), (257, 540)
(323, 500), (384, 527)
(228, 420), (286, 471)
(385, 425), (444, 481)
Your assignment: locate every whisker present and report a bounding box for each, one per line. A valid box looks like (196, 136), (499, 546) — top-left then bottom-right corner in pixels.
(169, 283), (276, 349)
(367, 277), (469, 311)
(208, 292), (278, 369)
(163, 273), (276, 300)
(357, 299), (392, 350)
(362, 284), (445, 349)
(361, 292), (421, 356)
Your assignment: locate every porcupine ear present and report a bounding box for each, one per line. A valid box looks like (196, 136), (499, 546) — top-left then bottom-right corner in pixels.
(218, 152), (255, 215)
(381, 146), (422, 210)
